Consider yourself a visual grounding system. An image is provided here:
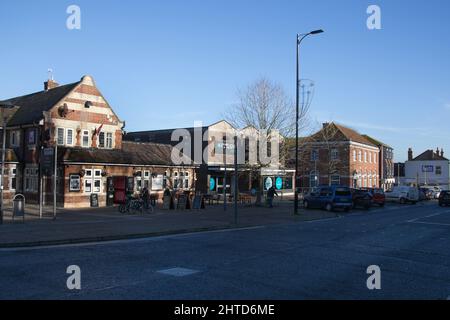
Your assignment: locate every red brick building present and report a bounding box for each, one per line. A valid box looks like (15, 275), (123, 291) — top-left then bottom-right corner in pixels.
(296, 123), (380, 190)
(1, 76), (197, 208)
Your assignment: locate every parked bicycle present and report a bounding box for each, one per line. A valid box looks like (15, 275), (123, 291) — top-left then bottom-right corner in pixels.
(119, 196), (154, 214)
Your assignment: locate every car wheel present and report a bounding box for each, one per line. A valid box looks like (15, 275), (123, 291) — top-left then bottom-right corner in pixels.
(325, 203), (333, 212)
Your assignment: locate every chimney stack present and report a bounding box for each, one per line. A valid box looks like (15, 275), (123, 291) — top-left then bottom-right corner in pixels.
(408, 148), (413, 161)
(441, 148), (444, 158)
(44, 79), (59, 91)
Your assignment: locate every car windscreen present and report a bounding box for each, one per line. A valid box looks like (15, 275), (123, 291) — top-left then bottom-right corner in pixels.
(335, 188), (351, 196)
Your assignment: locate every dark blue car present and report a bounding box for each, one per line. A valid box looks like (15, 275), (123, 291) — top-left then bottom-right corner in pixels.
(303, 185), (353, 212)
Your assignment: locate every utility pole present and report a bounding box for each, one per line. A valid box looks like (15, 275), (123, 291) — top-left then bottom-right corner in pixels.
(234, 135), (238, 225)
(223, 139), (227, 211)
(0, 114), (6, 225)
(294, 29), (323, 216)
(53, 142), (57, 220)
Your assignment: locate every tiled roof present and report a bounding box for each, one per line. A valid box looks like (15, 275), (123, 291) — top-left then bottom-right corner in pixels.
(412, 150), (448, 161)
(61, 141), (186, 166)
(308, 123), (377, 147)
(333, 124), (376, 146)
(1, 81), (80, 126)
(362, 134), (392, 149)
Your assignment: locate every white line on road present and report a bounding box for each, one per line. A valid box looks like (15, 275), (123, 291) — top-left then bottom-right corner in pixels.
(407, 210), (450, 223)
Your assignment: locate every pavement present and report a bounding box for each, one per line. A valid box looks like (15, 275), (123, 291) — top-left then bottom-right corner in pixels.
(1, 200), (449, 299)
(0, 198), (337, 248)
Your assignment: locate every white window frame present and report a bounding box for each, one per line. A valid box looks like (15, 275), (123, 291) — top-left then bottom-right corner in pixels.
(82, 130), (90, 148)
(106, 132), (113, 149)
(66, 128), (74, 146)
(57, 128), (65, 146)
(9, 166), (17, 191)
(353, 150), (357, 162)
(83, 168), (102, 194)
(10, 130), (20, 147)
(330, 174), (340, 186)
(98, 132), (105, 148)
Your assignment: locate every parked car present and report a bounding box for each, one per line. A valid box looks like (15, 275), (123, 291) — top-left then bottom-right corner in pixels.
(438, 191), (450, 207)
(303, 186), (353, 212)
(385, 186), (419, 204)
(431, 186), (442, 199)
(419, 188), (433, 200)
(351, 189), (373, 210)
(367, 188), (386, 207)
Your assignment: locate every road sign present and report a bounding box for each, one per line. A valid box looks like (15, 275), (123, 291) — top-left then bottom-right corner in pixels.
(42, 147), (55, 176)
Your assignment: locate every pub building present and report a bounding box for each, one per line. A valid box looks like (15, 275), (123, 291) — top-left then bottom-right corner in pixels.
(0, 75), (196, 208)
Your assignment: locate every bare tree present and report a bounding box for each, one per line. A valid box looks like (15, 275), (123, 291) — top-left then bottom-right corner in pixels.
(224, 78), (312, 203)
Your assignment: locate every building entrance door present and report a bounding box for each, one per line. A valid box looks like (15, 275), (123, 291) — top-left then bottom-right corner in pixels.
(113, 176), (127, 204)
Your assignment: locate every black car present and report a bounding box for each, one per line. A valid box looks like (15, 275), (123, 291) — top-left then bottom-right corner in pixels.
(351, 189), (373, 210)
(438, 191), (450, 207)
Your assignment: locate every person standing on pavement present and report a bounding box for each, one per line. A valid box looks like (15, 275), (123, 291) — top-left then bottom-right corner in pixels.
(267, 186), (278, 208)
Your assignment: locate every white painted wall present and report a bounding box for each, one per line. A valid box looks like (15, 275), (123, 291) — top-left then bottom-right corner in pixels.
(405, 160), (450, 190)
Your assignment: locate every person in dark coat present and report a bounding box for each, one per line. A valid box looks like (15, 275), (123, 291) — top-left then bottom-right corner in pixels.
(267, 186), (278, 208)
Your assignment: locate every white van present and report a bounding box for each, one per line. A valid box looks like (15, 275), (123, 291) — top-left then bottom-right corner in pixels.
(385, 186), (419, 204)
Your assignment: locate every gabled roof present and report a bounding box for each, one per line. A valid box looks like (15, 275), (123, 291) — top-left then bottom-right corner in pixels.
(308, 122), (377, 147)
(2, 81), (81, 126)
(412, 150), (448, 161)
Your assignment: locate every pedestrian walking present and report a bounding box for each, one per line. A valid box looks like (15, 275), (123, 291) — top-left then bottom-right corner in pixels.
(267, 186), (278, 208)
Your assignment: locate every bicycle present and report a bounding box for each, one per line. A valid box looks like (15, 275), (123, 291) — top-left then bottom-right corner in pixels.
(119, 198), (154, 214)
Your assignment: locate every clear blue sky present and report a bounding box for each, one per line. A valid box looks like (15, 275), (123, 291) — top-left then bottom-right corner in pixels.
(1, 0), (449, 161)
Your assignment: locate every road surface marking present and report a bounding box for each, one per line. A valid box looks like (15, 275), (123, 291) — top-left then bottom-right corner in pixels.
(407, 210), (450, 223)
(157, 267), (200, 277)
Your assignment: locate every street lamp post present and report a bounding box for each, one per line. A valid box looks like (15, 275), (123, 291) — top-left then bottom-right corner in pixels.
(294, 29), (324, 216)
(0, 102), (16, 225)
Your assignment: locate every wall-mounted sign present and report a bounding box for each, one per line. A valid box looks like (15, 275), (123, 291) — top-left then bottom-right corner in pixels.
(69, 174), (81, 192)
(264, 177), (273, 190)
(42, 147), (55, 177)
(422, 165), (434, 173)
(209, 177), (216, 191)
(151, 175), (164, 191)
(275, 177), (283, 190)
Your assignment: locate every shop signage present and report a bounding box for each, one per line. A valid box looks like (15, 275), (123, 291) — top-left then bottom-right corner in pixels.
(264, 177), (273, 190)
(275, 177), (283, 190)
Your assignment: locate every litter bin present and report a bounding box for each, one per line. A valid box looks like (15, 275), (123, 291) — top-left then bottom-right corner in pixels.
(13, 194), (25, 223)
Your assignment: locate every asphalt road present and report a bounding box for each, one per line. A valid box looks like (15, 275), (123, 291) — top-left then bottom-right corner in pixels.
(1, 201), (450, 300)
